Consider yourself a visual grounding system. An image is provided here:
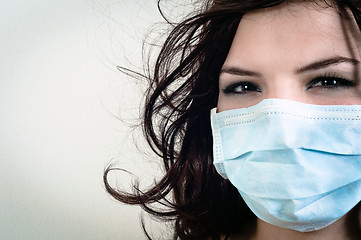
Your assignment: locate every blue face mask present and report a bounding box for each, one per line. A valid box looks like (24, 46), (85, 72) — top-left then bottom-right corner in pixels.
(210, 98), (361, 232)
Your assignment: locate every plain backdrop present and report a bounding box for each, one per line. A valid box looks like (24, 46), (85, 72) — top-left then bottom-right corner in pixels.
(0, 0), (182, 239)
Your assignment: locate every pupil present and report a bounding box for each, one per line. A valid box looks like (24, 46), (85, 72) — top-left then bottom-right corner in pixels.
(323, 79), (337, 86)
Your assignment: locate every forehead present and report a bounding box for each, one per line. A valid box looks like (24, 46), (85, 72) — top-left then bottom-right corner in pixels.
(224, 1), (361, 67)
(241, 2), (346, 34)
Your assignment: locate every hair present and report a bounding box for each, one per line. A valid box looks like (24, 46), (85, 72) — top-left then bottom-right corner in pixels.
(104, 0), (361, 239)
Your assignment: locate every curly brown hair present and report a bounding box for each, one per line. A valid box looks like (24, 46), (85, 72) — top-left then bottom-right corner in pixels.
(104, 0), (361, 239)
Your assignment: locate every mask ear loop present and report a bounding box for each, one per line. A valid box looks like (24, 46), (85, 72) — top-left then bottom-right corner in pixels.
(210, 108), (228, 179)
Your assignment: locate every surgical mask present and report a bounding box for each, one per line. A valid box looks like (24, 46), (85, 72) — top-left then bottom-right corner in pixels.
(210, 98), (361, 232)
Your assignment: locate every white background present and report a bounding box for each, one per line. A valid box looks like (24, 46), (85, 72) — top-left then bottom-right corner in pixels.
(0, 0), (177, 239)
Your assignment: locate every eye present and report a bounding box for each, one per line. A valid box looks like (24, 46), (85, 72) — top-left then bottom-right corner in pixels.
(306, 75), (356, 90)
(222, 82), (262, 94)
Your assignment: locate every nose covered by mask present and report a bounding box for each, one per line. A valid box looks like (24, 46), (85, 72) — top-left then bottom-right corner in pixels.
(210, 98), (361, 232)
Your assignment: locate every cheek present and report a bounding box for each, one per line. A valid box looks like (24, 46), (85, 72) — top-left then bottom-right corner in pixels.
(326, 95), (361, 105)
(306, 86), (361, 105)
(216, 94), (229, 112)
(217, 93), (263, 112)
(216, 94), (240, 112)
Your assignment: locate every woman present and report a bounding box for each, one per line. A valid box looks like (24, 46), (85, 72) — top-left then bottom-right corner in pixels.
(104, 0), (361, 239)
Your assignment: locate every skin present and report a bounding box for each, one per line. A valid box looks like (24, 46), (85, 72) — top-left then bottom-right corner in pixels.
(217, 1), (361, 240)
(218, 2), (361, 111)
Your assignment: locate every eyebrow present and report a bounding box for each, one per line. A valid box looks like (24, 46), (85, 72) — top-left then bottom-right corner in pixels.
(220, 56), (360, 78)
(296, 56), (359, 73)
(220, 66), (262, 77)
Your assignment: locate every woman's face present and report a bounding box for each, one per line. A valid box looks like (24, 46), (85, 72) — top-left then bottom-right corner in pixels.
(217, 2), (361, 112)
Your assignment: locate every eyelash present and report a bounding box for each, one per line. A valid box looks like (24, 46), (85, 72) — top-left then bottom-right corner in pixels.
(222, 73), (356, 95)
(222, 81), (261, 95)
(305, 73), (356, 90)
